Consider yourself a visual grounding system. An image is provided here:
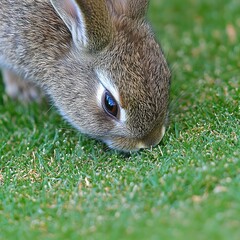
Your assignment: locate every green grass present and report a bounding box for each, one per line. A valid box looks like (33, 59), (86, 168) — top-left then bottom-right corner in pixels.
(0, 0), (239, 239)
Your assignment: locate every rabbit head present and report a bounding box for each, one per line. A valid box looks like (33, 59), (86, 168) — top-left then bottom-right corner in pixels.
(48, 0), (171, 151)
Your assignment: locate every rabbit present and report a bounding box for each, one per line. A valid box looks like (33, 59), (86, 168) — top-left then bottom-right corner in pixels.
(0, 0), (171, 152)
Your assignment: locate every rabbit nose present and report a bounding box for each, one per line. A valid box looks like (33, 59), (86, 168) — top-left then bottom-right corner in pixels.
(138, 125), (166, 149)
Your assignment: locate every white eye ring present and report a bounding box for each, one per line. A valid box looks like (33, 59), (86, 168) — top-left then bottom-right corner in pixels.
(96, 70), (127, 123)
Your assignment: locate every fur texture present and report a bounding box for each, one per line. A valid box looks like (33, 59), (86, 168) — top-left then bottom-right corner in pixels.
(0, 0), (171, 151)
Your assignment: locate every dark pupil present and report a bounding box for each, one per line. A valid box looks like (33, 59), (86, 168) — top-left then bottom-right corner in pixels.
(104, 91), (118, 117)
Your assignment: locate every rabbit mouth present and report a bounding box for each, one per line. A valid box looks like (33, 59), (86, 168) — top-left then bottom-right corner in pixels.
(102, 125), (166, 152)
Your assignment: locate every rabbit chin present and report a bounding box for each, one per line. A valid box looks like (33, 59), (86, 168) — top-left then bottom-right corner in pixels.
(103, 126), (166, 152)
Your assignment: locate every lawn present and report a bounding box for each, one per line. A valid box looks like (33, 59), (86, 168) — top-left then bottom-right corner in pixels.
(0, 0), (239, 239)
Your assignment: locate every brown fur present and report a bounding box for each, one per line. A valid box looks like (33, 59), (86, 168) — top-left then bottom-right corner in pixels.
(0, 0), (171, 151)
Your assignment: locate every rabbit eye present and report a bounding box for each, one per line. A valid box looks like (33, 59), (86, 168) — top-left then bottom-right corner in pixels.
(102, 90), (119, 119)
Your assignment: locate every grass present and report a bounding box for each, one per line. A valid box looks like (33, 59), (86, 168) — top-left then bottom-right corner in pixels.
(0, 0), (239, 239)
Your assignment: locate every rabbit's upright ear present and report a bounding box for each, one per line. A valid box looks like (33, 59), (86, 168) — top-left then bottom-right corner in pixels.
(50, 0), (112, 51)
(107, 0), (149, 20)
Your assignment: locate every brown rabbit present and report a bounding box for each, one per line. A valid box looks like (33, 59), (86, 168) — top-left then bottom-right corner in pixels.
(0, 0), (171, 151)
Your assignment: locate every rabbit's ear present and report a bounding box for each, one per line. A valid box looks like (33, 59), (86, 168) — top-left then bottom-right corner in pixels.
(107, 0), (149, 20)
(127, 0), (149, 19)
(50, 0), (112, 51)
